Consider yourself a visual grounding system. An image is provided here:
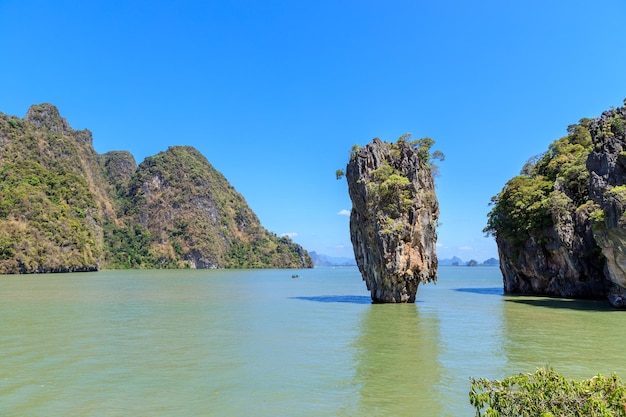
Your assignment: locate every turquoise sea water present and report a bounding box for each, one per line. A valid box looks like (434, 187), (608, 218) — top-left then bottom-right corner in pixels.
(1, 266), (624, 416)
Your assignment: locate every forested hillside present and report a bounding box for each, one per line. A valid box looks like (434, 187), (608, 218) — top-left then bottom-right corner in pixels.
(0, 104), (312, 273)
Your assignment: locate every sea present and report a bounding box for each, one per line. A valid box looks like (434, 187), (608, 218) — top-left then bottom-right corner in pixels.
(1, 266), (624, 416)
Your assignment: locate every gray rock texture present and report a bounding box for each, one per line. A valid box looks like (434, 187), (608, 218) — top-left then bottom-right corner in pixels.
(587, 105), (626, 307)
(497, 199), (605, 299)
(346, 138), (439, 303)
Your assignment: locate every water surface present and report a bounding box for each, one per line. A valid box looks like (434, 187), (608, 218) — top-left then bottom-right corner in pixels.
(1, 267), (624, 416)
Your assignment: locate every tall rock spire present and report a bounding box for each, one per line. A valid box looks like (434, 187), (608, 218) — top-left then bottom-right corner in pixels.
(345, 137), (439, 303)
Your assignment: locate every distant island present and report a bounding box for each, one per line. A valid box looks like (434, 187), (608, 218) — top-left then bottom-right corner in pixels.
(309, 252), (497, 268)
(0, 104), (313, 273)
(439, 256), (500, 267)
(309, 251), (356, 267)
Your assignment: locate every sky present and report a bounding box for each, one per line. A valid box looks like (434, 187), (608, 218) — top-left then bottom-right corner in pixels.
(1, 0), (626, 262)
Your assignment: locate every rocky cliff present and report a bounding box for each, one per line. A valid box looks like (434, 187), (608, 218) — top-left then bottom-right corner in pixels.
(345, 137), (439, 303)
(0, 104), (111, 272)
(587, 105), (626, 306)
(124, 146), (313, 269)
(0, 104), (312, 273)
(486, 101), (626, 307)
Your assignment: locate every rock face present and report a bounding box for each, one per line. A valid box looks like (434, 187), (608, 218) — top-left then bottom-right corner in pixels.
(346, 138), (439, 303)
(587, 105), (626, 306)
(487, 101), (626, 307)
(495, 201), (605, 299)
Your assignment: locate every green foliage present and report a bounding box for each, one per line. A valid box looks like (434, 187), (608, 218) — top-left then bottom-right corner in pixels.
(340, 135), (442, 238)
(408, 135), (445, 165)
(380, 173), (413, 213)
(0, 144), (101, 272)
(341, 134), (444, 182)
(380, 216), (404, 235)
(367, 163), (414, 219)
(226, 235), (312, 268)
(371, 163), (395, 182)
(598, 110), (625, 138)
(485, 118), (594, 244)
(608, 185), (626, 202)
(484, 175), (553, 244)
(548, 189), (574, 221)
(410, 136), (435, 162)
(350, 143), (360, 158)
(103, 223), (157, 269)
(590, 208), (606, 224)
(610, 112), (625, 136)
(470, 367), (626, 417)
(408, 135), (445, 176)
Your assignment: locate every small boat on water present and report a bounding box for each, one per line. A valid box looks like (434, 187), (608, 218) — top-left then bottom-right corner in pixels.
(291, 274), (299, 279)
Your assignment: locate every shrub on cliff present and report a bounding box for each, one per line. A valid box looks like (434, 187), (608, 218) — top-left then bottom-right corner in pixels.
(470, 367), (626, 417)
(484, 118), (594, 246)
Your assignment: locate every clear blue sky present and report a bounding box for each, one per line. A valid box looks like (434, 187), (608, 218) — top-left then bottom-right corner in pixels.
(2, 1), (625, 262)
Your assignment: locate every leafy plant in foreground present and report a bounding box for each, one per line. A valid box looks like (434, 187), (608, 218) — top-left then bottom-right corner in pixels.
(469, 367), (626, 417)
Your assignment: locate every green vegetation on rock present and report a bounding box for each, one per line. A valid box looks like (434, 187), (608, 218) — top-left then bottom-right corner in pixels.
(341, 134), (443, 230)
(484, 118), (595, 246)
(0, 107), (104, 273)
(485, 101), (626, 306)
(0, 104), (312, 273)
(118, 145), (313, 269)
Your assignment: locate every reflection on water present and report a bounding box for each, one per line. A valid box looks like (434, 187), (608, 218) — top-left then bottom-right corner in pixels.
(432, 267), (508, 415)
(352, 304), (442, 416)
(507, 296), (615, 311)
(502, 294), (626, 379)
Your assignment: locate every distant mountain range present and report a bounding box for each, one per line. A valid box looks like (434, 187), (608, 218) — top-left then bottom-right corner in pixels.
(309, 252), (498, 268)
(309, 251), (357, 267)
(439, 256), (500, 266)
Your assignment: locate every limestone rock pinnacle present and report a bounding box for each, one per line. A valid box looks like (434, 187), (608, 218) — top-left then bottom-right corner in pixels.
(346, 137), (439, 303)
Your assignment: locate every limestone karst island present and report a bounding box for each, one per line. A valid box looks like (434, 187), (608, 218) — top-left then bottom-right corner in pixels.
(0, 104), (313, 273)
(340, 136), (442, 303)
(486, 100), (626, 308)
